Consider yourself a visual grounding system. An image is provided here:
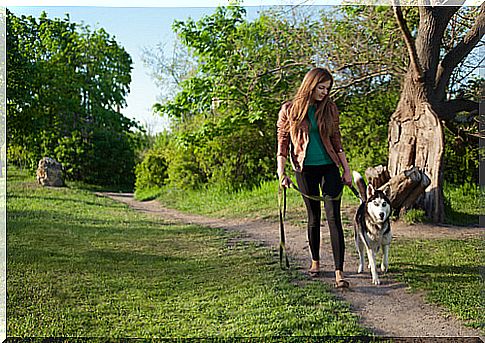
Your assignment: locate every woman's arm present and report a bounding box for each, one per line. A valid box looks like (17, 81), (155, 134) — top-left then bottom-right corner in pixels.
(338, 151), (352, 186)
(276, 103), (293, 188)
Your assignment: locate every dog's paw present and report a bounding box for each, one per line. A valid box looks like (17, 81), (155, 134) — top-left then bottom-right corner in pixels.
(380, 263), (388, 273)
(372, 278), (381, 285)
(358, 264), (364, 273)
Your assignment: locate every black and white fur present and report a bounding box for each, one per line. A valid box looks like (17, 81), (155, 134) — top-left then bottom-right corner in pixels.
(353, 171), (392, 285)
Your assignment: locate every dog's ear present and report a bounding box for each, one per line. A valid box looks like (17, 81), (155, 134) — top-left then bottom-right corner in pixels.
(367, 183), (375, 199)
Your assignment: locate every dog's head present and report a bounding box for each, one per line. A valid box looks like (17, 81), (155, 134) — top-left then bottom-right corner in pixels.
(366, 184), (391, 224)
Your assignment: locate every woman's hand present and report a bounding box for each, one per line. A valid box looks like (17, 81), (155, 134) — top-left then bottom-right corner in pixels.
(342, 169), (352, 186)
(277, 156), (292, 188)
(279, 174), (293, 188)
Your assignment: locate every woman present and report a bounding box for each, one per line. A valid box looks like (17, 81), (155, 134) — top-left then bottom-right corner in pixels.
(276, 67), (352, 288)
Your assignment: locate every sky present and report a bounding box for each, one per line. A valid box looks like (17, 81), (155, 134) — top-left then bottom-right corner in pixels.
(7, 1), (341, 134)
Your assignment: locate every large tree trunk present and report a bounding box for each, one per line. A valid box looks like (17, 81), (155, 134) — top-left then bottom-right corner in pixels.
(388, 73), (445, 222)
(389, 6), (457, 223)
(389, 4), (484, 223)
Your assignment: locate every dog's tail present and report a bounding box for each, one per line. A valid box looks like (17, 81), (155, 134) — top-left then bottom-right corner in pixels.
(352, 171), (367, 202)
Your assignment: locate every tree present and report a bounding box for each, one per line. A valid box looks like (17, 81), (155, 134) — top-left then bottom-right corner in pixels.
(313, 5), (482, 221)
(7, 10), (140, 185)
(389, 3), (484, 222)
(150, 6), (321, 189)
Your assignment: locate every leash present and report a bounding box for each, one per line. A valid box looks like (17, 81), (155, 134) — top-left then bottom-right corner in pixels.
(278, 183), (290, 269)
(277, 175), (362, 269)
(289, 177), (362, 202)
(347, 184), (363, 201)
(288, 183), (327, 202)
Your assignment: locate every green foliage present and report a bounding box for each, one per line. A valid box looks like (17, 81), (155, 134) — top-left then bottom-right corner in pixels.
(339, 86), (400, 173)
(442, 77), (481, 185)
(402, 209), (427, 225)
(165, 144), (207, 190)
(139, 4), (478, 198)
(141, 5), (409, 191)
(6, 9), (139, 186)
(443, 127), (479, 185)
(54, 130), (85, 178)
(134, 148), (168, 190)
(150, 6), (318, 190)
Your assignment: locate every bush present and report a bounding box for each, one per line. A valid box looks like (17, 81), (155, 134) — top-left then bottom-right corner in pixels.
(443, 127), (478, 184)
(54, 131), (86, 180)
(403, 209), (427, 225)
(135, 149), (169, 190)
(338, 86), (399, 173)
(166, 145), (207, 190)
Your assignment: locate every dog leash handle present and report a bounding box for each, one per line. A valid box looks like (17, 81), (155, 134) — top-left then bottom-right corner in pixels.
(278, 184), (290, 269)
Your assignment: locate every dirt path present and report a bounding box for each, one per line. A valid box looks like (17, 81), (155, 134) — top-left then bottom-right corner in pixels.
(98, 192), (483, 339)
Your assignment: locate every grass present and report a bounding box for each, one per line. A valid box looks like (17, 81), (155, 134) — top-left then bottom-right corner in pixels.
(137, 179), (484, 332)
(443, 182), (483, 226)
(7, 167), (367, 338)
(137, 181), (481, 227)
(390, 239), (483, 330)
(135, 179), (360, 224)
(402, 209), (427, 225)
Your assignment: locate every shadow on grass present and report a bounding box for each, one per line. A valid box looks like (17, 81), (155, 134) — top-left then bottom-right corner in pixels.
(444, 207), (479, 227)
(68, 182), (134, 193)
(393, 262), (480, 285)
(7, 193), (122, 208)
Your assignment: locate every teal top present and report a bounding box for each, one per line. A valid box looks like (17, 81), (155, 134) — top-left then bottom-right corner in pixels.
(304, 105), (333, 166)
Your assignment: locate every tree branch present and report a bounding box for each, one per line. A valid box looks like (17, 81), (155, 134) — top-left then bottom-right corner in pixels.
(435, 3), (485, 99)
(393, 2), (423, 82)
(334, 60), (382, 72)
(331, 69), (393, 96)
(436, 98), (479, 121)
(256, 62), (309, 78)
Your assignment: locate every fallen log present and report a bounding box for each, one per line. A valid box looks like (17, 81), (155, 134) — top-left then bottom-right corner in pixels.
(365, 165), (390, 189)
(362, 166), (430, 216)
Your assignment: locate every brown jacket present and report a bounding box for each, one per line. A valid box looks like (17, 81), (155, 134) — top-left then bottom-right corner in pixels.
(277, 101), (344, 172)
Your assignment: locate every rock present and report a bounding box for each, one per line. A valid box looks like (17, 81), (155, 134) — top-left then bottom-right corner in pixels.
(36, 157), (65, 187)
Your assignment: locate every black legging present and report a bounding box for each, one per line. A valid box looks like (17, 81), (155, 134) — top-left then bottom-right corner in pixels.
(295, 164), (345, 271)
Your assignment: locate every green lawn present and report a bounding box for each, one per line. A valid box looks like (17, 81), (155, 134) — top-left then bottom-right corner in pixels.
(390, 238), (483, 330)
(7, 167), (367, 338)
(138, 180), (484, 331)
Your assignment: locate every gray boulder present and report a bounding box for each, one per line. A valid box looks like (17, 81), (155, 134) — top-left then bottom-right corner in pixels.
(36, 157), (65, 187)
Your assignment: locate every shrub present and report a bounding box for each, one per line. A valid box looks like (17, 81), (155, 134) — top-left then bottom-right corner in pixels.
(403, 209), (427, 225)
(135, 148), (169, 190)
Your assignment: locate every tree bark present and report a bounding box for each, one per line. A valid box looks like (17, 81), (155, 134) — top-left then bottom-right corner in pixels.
(388, 73), (445, 222)
(379, 166), (428, 211)
(388, 6), (468, 223)
(365, 165), (390, 189)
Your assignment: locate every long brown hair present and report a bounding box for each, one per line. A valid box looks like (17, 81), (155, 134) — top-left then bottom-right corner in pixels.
(289, 67), (335, 139)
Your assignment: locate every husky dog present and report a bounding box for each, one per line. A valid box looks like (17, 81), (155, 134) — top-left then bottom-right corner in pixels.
(352, 171), (392, 285)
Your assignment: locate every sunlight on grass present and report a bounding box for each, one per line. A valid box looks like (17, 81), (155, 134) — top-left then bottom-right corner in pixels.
(443, 182), (481, 226)
(391, 239), (483, 330)
(8, 167), (366, 338)
(136, 179), (360, 224)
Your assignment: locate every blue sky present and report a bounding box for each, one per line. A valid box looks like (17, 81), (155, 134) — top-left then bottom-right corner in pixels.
(8, 1), (334, 133)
